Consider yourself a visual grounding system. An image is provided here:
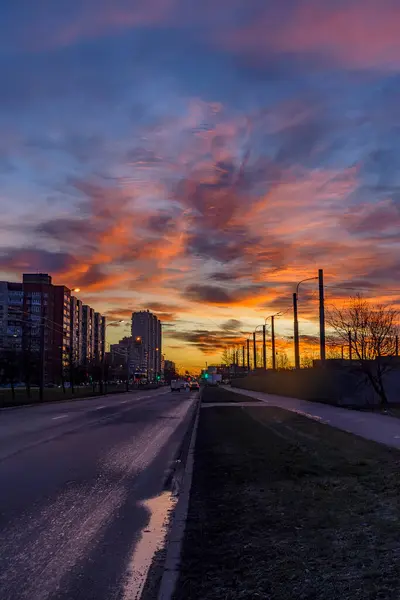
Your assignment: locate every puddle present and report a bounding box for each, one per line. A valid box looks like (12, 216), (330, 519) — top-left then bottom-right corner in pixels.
(122, 491), (176, 600)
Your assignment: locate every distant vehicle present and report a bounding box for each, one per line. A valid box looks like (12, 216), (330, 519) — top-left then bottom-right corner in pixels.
(206, 373), (222, 387)
(189, 380), (200, 391)
(171, 379), (187, 392)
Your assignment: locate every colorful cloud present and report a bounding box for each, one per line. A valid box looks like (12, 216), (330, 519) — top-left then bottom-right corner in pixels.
(2, 0), (400, 369)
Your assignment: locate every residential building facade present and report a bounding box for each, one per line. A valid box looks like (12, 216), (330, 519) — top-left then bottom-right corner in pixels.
(0, 274), (105, 384)
(131, 310), (162, 380)
(70, 296), (83, 366)
(0, 281), (24, 352)
(82, 305), (95, 365)
(164, 359), (176, 372)
(94, 312), (106, 363)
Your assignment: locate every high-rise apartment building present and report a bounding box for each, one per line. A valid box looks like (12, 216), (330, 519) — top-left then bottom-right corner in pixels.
(0, 274), (105, 383)
(82, 305), (95, 365)
(0, 281), (24, 351)
(131, 310), (162, 380)
(21, 273), (69, 384)
(94, 312), (106, 363)
(70, 296), (83, 366)
(164, 359), (176, 371)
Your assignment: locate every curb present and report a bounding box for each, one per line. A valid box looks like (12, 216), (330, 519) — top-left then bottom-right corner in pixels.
(157, 397), (201, 600)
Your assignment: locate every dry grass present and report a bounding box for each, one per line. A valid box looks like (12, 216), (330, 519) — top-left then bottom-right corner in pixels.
(174, 388), (400, 600)
(201, 386), (262, 404)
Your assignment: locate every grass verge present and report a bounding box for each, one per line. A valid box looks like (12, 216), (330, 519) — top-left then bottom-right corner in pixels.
(0, 384), (128, 408)
(174, 387), (400, 600)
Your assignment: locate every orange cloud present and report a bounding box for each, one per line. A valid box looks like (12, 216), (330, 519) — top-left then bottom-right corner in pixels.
(4, 96), (400, 370)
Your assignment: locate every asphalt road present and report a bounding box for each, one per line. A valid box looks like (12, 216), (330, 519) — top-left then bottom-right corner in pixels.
(0, 388), (197, 600)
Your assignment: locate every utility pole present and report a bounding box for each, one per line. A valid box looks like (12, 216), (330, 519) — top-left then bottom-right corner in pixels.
(271, 316), (276, 370)
(348, 331), (352, 361)
(242, 345), (245, 368)
(318, 268), (326, 363)
(253, 331), (257, 370)
(293, 292), (300, 369)
(396, 335), (399, 357)
(246, 339), (250, 371)
(262, 324), (267, 370)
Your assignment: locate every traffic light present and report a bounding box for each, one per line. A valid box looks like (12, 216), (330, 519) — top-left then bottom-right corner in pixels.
(204, 373), (209, 379)
(156, 375), (161, 381)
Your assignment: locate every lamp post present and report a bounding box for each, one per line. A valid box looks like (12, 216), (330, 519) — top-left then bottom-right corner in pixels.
(265, 313), (282, 370)
(293, 277), (318, 369)
(155, 347), (160, 384)
(318, 269), (326, 363)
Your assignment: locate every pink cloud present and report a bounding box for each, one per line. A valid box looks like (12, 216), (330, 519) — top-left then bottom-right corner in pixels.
(219, 0), (400, 70)
(24, 0), (177, 51)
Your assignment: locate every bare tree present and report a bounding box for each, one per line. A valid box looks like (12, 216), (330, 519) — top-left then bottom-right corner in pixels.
(0, 348), (20, 402)
(276, 351), (290, 370)
(328, 294), (399, 409)
(326, 343), (345, 360)
(221, 348), (232, 365)
(300, 353), (315, 369)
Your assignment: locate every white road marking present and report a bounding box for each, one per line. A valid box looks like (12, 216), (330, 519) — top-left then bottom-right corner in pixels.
(95, 405), (106, 410)
(52, 415), (68, 420)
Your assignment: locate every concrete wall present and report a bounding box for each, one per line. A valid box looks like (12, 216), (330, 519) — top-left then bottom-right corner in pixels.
(232, 366), (400, 407)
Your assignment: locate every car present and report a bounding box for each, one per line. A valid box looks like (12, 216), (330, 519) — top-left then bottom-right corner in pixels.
(189, 381), (199, 391)
(171, 379), (187, 392)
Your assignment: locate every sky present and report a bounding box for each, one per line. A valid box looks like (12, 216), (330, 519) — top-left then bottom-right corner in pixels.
(1, 0), (400, 370)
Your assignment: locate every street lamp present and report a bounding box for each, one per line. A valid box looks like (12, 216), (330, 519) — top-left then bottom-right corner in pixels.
(293, 277), (318, 369)
(265, 312), (282, 370)
(155, 347), (160, 383)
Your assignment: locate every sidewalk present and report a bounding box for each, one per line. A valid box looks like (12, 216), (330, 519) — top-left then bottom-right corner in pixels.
(229, 386), (400, 449)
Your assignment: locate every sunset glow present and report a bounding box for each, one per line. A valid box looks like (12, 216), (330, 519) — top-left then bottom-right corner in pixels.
(1, 0), (400, 370)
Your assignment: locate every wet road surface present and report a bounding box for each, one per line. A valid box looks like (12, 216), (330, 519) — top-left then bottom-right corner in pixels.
(0, 388), (197, 600)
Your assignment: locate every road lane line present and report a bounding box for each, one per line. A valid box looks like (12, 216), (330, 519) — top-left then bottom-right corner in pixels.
(95, 405), (106, 410)
(52, 415), (68, 420)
